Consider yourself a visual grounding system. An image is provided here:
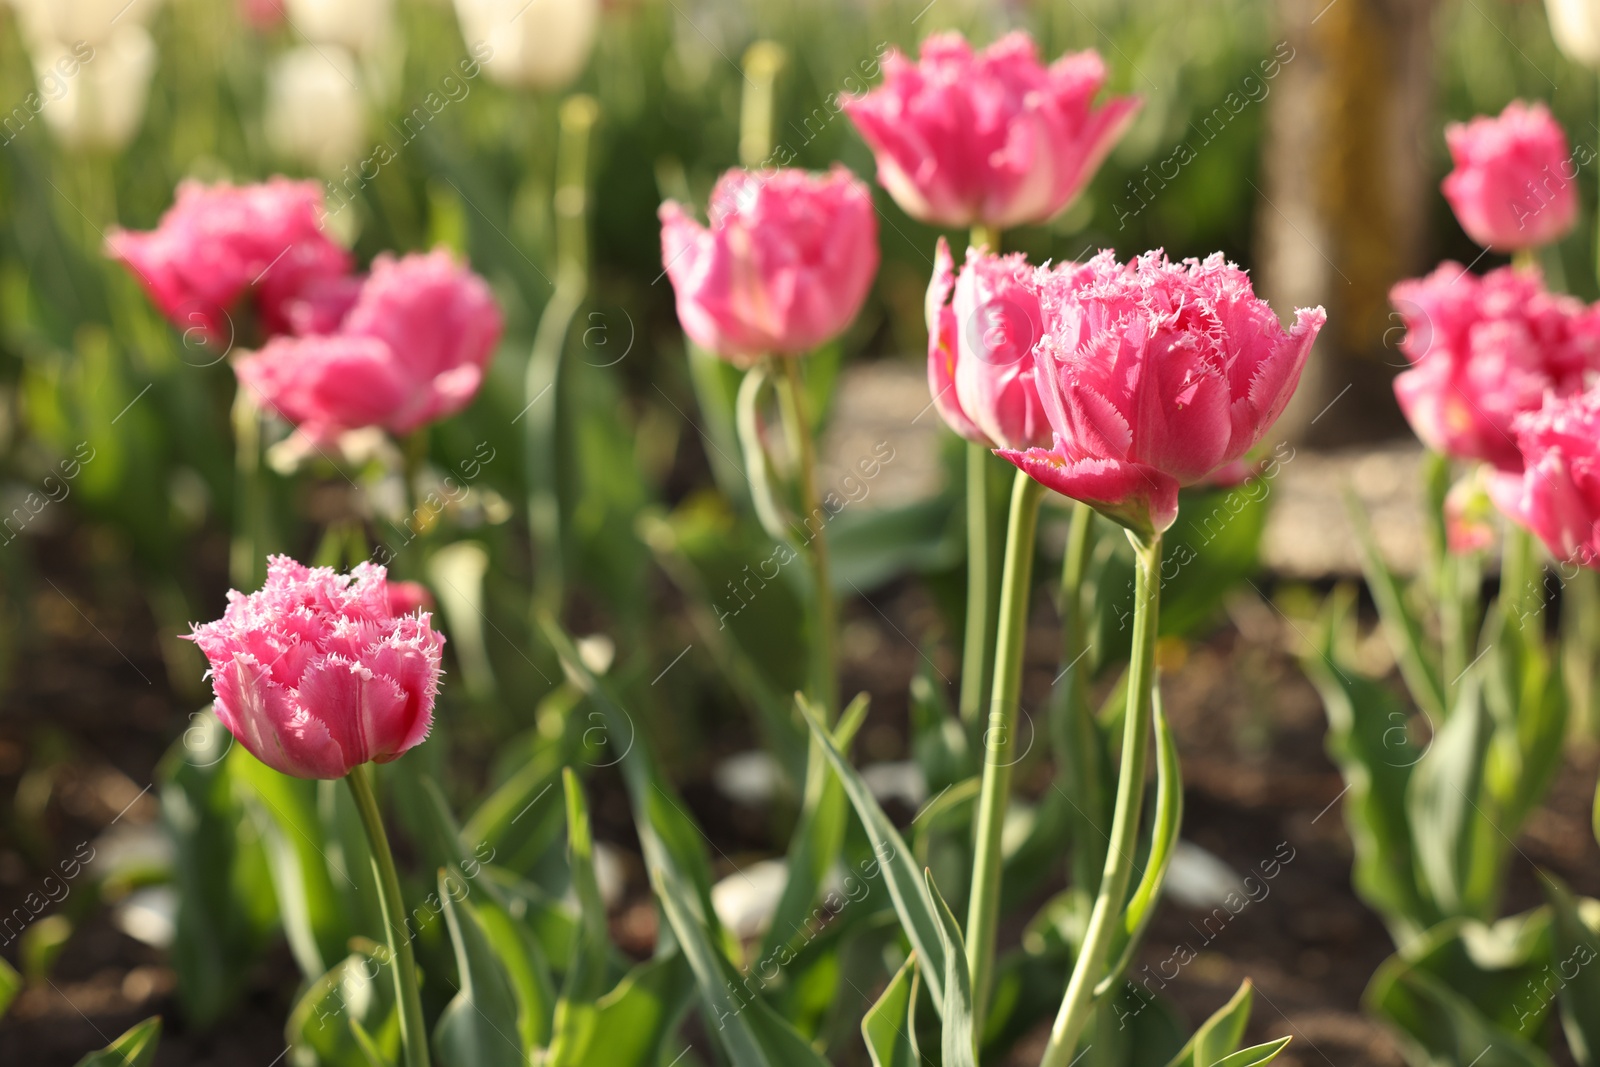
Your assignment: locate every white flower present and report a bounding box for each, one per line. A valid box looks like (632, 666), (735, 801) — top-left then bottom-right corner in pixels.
(36, 26), (158, 151)
(453, 0), (598, 90)
(284, 0), (394, 54)
(265, 45), (367, 173)
(1547, 0), (1600, 66)
(7, 0), (165, 48)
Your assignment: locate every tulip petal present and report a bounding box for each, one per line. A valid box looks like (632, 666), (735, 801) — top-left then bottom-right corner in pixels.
(214, 653), (348, 779)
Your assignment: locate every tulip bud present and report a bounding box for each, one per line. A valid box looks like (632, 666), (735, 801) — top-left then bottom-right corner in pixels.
(453, 0), (599, 90)
(1441, 101), (1578, 252)
(1389, 262), (1600, 470)
(659, 166), (879, 363)
(235, 250), (503, 441)
(265, 45), (368, 174)
(33, 28), (157, 152)
(285, 0), (393, 54)
(1489, 386), (1600, 569)
(844, 31), (1140, 229)
(187, 557), (445, 779)
(925, 238), (1051, 451)
(1545, 0), (1600, 67)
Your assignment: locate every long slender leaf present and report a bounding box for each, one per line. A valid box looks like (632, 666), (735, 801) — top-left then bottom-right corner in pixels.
(927, 871), (976, 1067)
(1164, 979), (1252, 1067)
(565, 953), (694, 1067)
(1347, 493), (1445, 721)
(1212, 1037), (1293, 1067)
(1408, 678), (1493, 919)
(796, 692), (947, 1011)
(547, 769), (611, 1065)
(654, 861), (829, 1067)
(760, 692), (870, 960)
(863, 954), (917, 1067)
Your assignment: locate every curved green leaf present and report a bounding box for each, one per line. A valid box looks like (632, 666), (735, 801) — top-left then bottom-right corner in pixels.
(926, 870), (976, 1067)
(433, 871), (526, 1067)
(1540, 874), (1600, 1065)
(1164, 979), (1252, 1067)
(1213, 1037), (1293, 1067)
(1347, 493), (1445, 721)
(863, 954), (917, 1067)
(796, 693), (947, 1011)
(74, 1017), (161, 1067)
(564, 953), (694, 1067)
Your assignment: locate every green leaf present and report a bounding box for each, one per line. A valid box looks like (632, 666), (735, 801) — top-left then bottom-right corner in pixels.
(286, 944), (399, 1067)
(563, 953), (694, 1067)
(653, 860), (829, 1067)
(433, 871), (526, 1067)
(1539, 874), (1600, 1065)
(460, 730), (568, 876)
(1367, 952), (1554, 1067)
(1164, 979), (1253, 1067)
(73, 1016), (160, 1067)
(1301, 594), (1434, 942)
(476, 901), (555, 1055)
(862, 954), (917, 1067)
(1211, 1037), (1293, 1067)
(547, 769), (611, 1064)
(926, 870), (976, 1067)
(1347, 493), (1446, 721)
(232, 748), (350, 979)
(159, 717), (275, 1025)
(795, 693), (947, 1011)
(760, 693), (870, 962)
(1096, 693), (1182, 997)
(0, 955), (19, 1019)
(1408, 678), (1494, 919)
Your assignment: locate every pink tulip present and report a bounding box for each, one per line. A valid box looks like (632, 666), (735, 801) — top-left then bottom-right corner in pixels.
(659, 166), (879, 363)
(1488, 386), (1600, 569)
(106, 178), (351, 344)
(1441, 100), (1578, 252)
(925, 237), (1052, 450)
(844, 32), (1140, 229)
(188, 556), (445, 779)
(239, 0), (287, 29)
(235, 250), (503, 441)
(386, 580), (435, 616)
(1390, 262), (1600, 470)
(999, 251), (1324, 534)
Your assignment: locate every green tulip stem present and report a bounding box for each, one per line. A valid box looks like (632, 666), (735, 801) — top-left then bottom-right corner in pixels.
(965, 468), (1045, 1025)
(958, 223), (1004, 727)
(777, 355), (837, 719)
(346, 764), (430, 1067)
(1040, 529), (1163, 1067)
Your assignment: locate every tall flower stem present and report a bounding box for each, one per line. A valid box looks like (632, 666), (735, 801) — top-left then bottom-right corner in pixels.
(958, 223), (1004, 727)
(777, 356), (838, 719)
(965, 468), (1045, 1025)
(346, 765), (430, 1067)
(1040, 530), (1163, 1067)
(1056, 502), (1105, 889)
(230, 390), (265, 591)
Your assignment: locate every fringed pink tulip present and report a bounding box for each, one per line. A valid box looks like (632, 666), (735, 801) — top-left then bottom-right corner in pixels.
(188, 557), (445, 779)
(1441, 101), (1578, 252)
(999, 251), (1323, 534)
(1390, 263), (1600, 470)
(1489, 386), (1600, 568)
(925, 237), (1053, 450)
(844, 32), (1140, 229)
(235, 250), (503, 441)
(658, 166), (879, 363)
(106, 178), (350, 343)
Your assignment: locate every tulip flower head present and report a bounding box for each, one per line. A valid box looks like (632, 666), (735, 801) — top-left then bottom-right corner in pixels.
(235, 249), (503, 442)
(925, 237), (1054, 450)
(999, 251), (1324, 535)
(1546, 0), (1600, 67)
(266, 46), (368, 173)
(453, 0), (599, 90)
(1489, 385), (1600, 569)
(1441, 101), (1578, 252)
(659, 166), (879, 364)
(188, 557), (445, 779)
(844, 32), (1140, 229)
(1389, 263), (1600, 470)
(106, 178), (353, 345)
